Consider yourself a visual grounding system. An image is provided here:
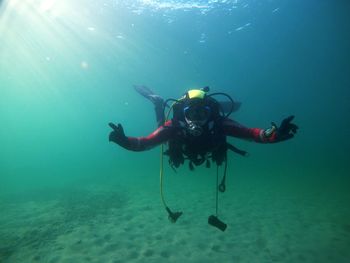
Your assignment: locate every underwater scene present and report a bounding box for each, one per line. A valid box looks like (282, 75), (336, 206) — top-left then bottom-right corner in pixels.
(1, 0), (350, 262)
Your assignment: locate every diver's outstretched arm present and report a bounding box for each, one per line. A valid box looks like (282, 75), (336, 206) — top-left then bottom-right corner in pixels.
(223, 116), (298, 143)
(108, 121), (174, 151)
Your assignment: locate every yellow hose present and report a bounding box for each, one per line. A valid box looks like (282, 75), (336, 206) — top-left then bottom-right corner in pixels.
(159, 102), (176, 209)
(160, 143), (166, 208)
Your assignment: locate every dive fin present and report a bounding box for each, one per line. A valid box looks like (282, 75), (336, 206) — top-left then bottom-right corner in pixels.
(227, 143), (248, 156)
(134, 85), (164, 106)
(134, 85), (155, 98)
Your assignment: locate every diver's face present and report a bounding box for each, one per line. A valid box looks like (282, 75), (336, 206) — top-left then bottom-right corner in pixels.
(184, 104), (211, 136)
(184, 105), (211, 126)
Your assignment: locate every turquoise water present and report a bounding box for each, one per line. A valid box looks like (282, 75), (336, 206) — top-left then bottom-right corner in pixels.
(1, 0), (350, 262)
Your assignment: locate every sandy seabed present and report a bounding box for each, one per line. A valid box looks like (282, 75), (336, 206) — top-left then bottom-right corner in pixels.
(1, 176), (349, 263)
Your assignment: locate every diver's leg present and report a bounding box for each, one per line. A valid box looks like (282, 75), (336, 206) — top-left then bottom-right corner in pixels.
(155, 103), (165, 127)
(134, 85), (165, 127)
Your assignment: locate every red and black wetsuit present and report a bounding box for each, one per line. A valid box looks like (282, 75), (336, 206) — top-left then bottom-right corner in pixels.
(118, 118), (277, 152)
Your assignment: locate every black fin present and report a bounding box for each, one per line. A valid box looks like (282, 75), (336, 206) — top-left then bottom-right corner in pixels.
(134, 85), (164, 106)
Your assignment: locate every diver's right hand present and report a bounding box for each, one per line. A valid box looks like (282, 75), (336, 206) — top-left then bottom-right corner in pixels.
(108, 123), (129, 147)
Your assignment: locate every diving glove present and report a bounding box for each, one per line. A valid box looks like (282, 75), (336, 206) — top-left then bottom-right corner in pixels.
(108, 123), (129, 148)
(265, 115), (298, 142)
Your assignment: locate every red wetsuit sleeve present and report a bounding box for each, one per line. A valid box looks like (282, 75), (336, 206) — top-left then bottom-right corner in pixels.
(122, 120), (174, 151)
(222, 118), (277, 143)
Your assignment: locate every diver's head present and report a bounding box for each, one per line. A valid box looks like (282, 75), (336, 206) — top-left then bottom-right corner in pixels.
(183, 89), (212, 136)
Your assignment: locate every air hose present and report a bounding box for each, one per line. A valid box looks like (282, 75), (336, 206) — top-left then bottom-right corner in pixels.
(159, 101), (183, 223)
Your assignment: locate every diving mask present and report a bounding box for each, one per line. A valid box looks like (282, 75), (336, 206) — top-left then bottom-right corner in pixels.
(184, 105), (211, 136)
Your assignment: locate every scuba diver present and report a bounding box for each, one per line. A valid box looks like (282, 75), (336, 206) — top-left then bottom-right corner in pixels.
(108, 86), (298, 231)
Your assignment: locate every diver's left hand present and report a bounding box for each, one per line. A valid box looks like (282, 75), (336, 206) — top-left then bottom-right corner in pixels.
(269, 115), (298, 142)
(108, 122), (129, 147)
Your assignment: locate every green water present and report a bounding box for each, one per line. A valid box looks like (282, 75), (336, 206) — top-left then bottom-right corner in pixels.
(1, 0), (350, 262)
